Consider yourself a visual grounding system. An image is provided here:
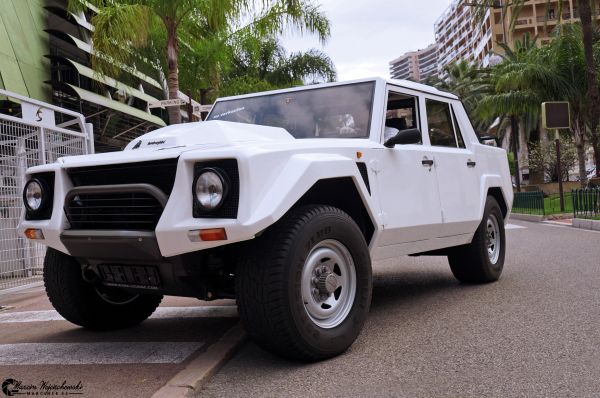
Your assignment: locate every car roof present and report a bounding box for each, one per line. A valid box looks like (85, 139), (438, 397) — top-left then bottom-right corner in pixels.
(213, 77), (459, 104)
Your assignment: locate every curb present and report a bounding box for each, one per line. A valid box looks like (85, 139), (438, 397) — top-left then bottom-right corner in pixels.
(151, 322), (247, 398)
(572, 218), (600, 231)
(509, 214), (544, 222)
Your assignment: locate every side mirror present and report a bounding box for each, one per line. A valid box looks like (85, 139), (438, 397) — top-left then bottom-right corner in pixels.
(479, 135), (498, 147)
(384, 128), (422, 148)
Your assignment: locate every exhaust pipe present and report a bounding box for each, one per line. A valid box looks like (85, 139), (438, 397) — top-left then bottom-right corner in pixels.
(81, 266), (99, 283)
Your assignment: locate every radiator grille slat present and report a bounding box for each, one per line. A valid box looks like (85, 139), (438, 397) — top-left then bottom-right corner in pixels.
(65, 159), (177, 230)
(66, 192), (163, 230)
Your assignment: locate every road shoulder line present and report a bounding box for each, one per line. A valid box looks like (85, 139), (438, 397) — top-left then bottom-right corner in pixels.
(151, 322), (247, 398)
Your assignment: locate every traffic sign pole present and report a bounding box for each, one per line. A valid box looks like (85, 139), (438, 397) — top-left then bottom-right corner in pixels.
(555, 130), (565, 212)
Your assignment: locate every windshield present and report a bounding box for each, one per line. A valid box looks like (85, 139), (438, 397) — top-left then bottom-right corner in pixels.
(207, 82), (375, 139)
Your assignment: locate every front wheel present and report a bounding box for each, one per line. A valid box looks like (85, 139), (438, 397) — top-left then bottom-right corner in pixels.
(236, 205), (372, 361)
(43, 248), (163, 330)
(448, 196), (506, 284)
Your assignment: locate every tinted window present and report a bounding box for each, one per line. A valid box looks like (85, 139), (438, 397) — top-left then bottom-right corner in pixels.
(207, 82), (375, 139)
(451, 106), (466, 148)
(384, 91), (420, 143)
(426, 99), (457, 147)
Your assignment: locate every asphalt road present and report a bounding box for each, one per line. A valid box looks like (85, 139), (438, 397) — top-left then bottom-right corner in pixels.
(0, 289), (237, 398)
(201, 221), (600, 397)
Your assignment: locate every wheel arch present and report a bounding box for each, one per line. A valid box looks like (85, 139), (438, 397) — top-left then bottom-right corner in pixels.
(292, 177), (376, 246)
(487, 187), (508, 219)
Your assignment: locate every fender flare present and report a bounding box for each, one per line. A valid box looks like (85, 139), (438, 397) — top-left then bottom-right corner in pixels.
(245, 153), (379, 237)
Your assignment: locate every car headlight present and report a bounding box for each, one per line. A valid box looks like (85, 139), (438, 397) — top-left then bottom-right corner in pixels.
(23, 179), (45, 212)
(194, 168), (229, 211)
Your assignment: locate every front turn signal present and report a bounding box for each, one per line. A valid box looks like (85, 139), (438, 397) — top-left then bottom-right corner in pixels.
(188, 228), (228, 242)
(24, 228), (44, 240)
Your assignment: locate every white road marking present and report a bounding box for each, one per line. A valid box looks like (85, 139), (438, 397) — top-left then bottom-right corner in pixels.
(0, 306), (238, 324)
(506, 224), (526, 230)
(0, 342), (203, 365)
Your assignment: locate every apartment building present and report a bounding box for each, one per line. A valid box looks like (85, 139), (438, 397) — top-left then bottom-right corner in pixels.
(499, 0), (600, 46)
(389, 43), (438, 82)
(0, 0), (202, 152)
(434, 0), (600, 78)
(434, 0), (494, 78)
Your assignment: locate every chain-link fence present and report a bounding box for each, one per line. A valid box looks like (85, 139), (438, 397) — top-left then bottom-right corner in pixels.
(0, 89), (92, 291)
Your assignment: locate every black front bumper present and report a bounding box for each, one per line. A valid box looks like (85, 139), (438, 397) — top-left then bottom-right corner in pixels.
(60, 230), (225, 299)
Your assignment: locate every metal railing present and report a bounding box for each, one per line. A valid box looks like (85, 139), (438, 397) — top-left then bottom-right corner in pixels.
(572, 188), (600, 219)
(512, 191), (545, 215)
(0, 89), (93, 291)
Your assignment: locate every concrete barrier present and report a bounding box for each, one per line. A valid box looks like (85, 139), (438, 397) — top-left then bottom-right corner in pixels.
(572, 218), (600, 231)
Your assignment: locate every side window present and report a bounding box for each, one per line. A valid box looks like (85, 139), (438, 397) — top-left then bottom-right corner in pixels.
(384, 91), (420, 143)
(426, 99), (457, 147)
(451, 106), (466, 148)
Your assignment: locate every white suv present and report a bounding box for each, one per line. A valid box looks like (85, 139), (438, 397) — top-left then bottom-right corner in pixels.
(19, 78), (513, 361)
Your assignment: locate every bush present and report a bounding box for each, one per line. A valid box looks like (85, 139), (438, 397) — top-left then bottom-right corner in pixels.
(528, 138), (577, 182)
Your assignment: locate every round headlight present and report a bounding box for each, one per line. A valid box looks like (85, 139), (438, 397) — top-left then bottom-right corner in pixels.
(194, 169), (228, 211)
(24, 179), (44, 211)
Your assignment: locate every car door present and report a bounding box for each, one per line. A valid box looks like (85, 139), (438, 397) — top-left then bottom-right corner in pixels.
(374, 87), (443, 248)
(423, 98), (480, 237)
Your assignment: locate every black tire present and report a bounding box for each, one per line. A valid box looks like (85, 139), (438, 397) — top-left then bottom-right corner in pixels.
(448, 196), (506, 284)
(43, 248), (163, 330)
(236, 205), (372, 361)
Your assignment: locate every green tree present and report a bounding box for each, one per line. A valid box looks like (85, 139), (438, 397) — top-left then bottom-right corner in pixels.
(476, 34), (566, 191)
(528, 136), (578, 182)
(218, 37), (336, 97)
(69, 0), (331, 124)
(578, 0), (600, 178)
(470, 0), (600, 179)
(545, 23), (592, 186)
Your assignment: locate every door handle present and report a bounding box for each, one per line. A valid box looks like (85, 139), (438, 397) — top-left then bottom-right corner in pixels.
(467, 161), (476, 168)
(422, 159), (434, 166)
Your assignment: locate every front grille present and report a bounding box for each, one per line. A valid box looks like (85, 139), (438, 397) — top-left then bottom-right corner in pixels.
(65, 159), (177, 231)
(66, 192), (163, 230)
(68, 158), (178, 194)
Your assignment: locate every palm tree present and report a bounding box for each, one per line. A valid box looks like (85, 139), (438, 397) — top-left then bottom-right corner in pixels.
(470, 0), (600, 179)
(217, 37), (336, 97)
(476, 34), (567, 190)
(69, 0), (331, 125)
(548, 23), (591, 185)
(579, 0), (600, 178)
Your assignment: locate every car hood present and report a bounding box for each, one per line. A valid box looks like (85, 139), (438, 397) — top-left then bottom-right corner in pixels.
(57, 121), (295, 167)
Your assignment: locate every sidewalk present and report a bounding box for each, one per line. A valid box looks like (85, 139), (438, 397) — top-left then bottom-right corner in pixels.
(0, 285), (243, 398)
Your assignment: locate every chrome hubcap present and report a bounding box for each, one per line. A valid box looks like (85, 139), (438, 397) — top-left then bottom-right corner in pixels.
(485, 214), (501, 264)
(301, 239), (356, 329)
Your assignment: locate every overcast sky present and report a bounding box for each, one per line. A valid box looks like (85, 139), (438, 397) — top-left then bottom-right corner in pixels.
(282, 0), (452, 80)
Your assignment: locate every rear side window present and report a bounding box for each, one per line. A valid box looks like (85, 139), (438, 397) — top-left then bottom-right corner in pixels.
(425, 99), (457, 147)
(451, 106), (466, 148)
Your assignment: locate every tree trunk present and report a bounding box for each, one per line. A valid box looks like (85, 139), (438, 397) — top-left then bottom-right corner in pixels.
(165, 17), (181, 125)
(591, 133), (600, 178)
(528, 126), (544, 184)
(579, 0), (600, 177)
(511, 115), (521, 192)
(574, 116), (588, 187)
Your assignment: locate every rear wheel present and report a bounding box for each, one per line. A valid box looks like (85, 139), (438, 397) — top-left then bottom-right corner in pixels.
(236, 205), (372, 361)
(448, 197), (505, 284)
(44, 248), (162, 330)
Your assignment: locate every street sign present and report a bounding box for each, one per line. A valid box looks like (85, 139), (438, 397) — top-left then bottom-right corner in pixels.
(148, 99), (187, 109)
(193, 105), (213, 113)
(542, 102), (570, 129)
